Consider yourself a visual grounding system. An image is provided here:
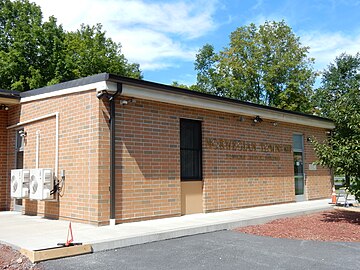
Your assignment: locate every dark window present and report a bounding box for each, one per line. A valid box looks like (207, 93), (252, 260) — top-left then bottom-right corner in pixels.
(180, 119), (202, 180)
(15, 129), (24, 169)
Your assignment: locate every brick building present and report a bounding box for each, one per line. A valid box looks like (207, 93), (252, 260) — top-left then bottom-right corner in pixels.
(0, 73), (334, 226)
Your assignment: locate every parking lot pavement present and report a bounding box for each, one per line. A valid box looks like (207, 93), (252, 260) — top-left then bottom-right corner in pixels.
(40, 230), (360, 270)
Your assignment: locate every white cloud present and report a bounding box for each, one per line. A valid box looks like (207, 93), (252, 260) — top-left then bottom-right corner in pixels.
(301, 31), (360, 71)
(109, 1), (217, 39)
(33, 0), (218, 71)
(241, 13), (360, 73)
(114, 28), (197, 70)
(251, 0), (264, 10)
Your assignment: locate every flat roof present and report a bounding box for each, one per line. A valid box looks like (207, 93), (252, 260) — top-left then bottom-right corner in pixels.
(16, 73), (333, 128)
(20, 74), (108, 98)
(0, 89), (20, 98)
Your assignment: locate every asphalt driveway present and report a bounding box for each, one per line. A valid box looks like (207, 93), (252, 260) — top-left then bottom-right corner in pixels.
(40, 230), (360, 270)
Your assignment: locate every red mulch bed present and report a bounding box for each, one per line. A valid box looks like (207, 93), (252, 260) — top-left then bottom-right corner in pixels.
(0, 245), (43, 270)
(235, 209), (360, 242)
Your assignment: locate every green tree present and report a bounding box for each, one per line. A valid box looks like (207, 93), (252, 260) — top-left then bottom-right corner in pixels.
(194, 20), (315, 112)
(0, 0), (63, 91)
(0, 0), (141, 91)
(63, 24), (142, 81)
(171, 81), (190, 89)
(313, 53), (360, 201)
(313, 53), (360, 117)
(193, 44), (225, 96)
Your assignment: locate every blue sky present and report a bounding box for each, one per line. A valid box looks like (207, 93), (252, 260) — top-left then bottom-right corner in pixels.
(33, 0), (360, 86)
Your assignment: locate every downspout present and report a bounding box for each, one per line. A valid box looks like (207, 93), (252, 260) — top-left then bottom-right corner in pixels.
(108, 83), (122, 225)
(96, 82), (123, 225)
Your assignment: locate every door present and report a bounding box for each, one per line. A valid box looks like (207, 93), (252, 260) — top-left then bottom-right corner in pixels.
(293, 134), (306, 201)
(14, 129), (24, 211)
(180, 119), (203, 215)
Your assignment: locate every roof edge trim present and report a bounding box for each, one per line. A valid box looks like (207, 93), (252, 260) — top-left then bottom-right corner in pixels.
(121, 84), (335, 129)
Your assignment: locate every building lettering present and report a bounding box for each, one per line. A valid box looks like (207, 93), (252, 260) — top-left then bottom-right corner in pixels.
(205, 138), (292, 153)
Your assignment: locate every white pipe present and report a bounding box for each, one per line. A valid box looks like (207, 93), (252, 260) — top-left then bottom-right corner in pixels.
(6, 112), (58, 129)
(35, 130), (40, 169)
(7, 112), (59, 177)
(55, 112), (59, 178)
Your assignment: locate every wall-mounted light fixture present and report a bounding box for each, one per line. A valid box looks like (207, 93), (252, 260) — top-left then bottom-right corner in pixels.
(253, 115), (263, 123)
(96, 90), (111, 100)
(18, 130), (27, 138)
(120, 100), (128, 105)
(233, 115), (244, 122)
(271, 121), (278, 127)
(120, 99), (135, 106)
(0, 104), (9, 111)
(306, 137), (312, 142)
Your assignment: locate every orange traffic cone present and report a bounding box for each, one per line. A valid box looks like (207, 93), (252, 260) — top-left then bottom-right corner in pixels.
(331, 186), (337, 204)
(65, 222), (74, 246)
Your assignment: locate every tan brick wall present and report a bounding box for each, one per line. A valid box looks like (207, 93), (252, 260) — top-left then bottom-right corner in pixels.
(114, 98), (331, 222)
(6, 90), (108, 225)
(302, 127), (332, 199)
(3, 90), (332, 225)
(0, 110), (8, 210)
(6, 105), (21, 211)
(113, 98), (181, 222)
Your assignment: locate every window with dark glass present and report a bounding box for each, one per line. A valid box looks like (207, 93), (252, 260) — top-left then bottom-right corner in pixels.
(15, 129), (24, 169)
(180, 119), (202, 180)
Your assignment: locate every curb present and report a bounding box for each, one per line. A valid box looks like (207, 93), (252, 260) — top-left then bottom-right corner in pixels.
(90, 205), (333, 252)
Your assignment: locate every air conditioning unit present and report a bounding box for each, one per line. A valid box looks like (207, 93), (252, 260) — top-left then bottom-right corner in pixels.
(29, 168), (54, 200)
(10, 169), (30, 198)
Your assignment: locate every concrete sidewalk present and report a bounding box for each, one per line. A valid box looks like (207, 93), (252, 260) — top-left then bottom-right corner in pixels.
(0, 199), (333, 252)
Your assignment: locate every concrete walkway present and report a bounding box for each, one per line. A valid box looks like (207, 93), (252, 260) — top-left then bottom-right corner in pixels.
(0, 199), (333, 252)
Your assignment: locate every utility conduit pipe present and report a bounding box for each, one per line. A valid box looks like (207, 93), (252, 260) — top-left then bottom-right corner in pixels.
(7, 112), (59, 178)
(36, 130), (40, 169)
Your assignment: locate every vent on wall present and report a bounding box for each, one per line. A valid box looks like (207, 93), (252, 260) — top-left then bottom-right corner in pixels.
(29, 168), (54, 200)
(10, 169), (30, 199)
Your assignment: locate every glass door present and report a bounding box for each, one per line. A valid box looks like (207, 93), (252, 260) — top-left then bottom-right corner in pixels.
(14, 129), (24, 211)
(294, 152), (304, 194)
(293, 134), (306, 201)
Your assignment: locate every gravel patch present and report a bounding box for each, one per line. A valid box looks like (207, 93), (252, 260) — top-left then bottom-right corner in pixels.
(0, 245), (43, 270)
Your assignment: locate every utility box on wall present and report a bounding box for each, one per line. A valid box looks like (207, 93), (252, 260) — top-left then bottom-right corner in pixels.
(29, 168), (54, 200)
(10, 169), (30, 199)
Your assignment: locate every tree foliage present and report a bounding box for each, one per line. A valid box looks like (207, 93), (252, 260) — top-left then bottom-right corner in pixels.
(63, 24), (141, 82)
(313, 53), (360, 200)
(313, 53), (360, 117)
(194, 20), (315, 112)
(0, 0), (141, 91)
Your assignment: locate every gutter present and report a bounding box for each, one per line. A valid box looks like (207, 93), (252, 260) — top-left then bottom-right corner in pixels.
(118, 84), (335, 129)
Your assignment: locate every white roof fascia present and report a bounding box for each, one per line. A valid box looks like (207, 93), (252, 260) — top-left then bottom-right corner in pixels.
(122, 84), (335, 129)
(20, 81), (117, 103)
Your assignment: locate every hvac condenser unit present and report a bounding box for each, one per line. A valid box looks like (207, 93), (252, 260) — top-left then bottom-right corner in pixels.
(29, 168), (54, 200)
(10, 169), (30, 198)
